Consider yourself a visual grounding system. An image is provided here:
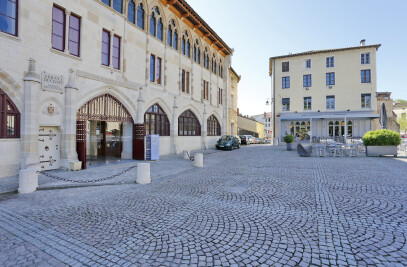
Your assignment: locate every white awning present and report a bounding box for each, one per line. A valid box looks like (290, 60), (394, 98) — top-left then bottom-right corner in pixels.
(279, 110), (379, 120)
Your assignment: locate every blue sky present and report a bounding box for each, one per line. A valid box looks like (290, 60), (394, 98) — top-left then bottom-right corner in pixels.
(188, 0), (407, 115)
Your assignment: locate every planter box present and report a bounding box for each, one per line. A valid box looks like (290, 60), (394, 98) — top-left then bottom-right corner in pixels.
(366, 146), (397, 157)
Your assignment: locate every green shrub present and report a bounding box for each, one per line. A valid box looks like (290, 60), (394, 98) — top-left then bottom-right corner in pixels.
(283, 134), (294, 143)
(362, 129), (401, 146)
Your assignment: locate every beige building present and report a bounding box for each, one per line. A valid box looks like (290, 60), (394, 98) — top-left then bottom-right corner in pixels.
(228, 67), (240, 135)
(0, 0), (236, 180)
(269, 41), (380, 142)
(237, 114), (265, 138)
(251, 112), (272, 139)
(372, 92), (399, 132)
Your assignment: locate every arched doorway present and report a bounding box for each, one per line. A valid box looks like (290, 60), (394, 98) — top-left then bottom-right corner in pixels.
(76, 94), (134, 169)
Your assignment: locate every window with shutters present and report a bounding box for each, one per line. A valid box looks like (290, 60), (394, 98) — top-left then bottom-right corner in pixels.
(150, 54), (162, 84)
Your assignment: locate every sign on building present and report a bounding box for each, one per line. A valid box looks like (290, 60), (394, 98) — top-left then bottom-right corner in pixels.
(41, 72), (64, 93)
(146, 135), (159, 161)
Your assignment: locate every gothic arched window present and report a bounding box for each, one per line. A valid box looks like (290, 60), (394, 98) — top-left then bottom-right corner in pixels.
(207, 115), (221, 136)
(137, 3), (145, 29)
(128, 0), (135, 24)
(178, 110), (201, 136)
(144, 104), (170, 136)
(0, 89), (20, 138)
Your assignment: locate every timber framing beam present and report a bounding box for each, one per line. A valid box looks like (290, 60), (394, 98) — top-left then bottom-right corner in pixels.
(163, 0), (232, 56)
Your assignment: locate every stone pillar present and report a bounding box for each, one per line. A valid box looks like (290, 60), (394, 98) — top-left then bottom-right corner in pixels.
(202, 105), (208, 149)
(121, 122), (133, 159)
(171, 96), (179, 154)
(21, 58), (40, 170)
(61, 69), (80, 170)
(136, 88), (145, 124)
(136, 163), (150, 184)
(19, 58), (41, 193)
(194, 153), (203, 167)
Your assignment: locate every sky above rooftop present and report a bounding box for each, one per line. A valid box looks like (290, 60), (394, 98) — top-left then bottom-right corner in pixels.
(187, 0), (407, 116)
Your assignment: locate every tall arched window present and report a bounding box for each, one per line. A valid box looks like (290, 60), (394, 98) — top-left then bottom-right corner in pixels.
(144, 104), (170, 136)
(113, 0), (123, 13)
(207, 115), (221, 136)
(347, 121), (353, 137)
(178, 110), (201, 136)
(219, 59), (223, 78)
(186, 40), (191, 58)
(194, 40), (200, 64)
(167, 20), (173, 47)
(167, 20), (177, 49)
(173, 29), (178, 50)
(150, 12), (156, 36)
(193, 45), (197, 62)
(205, 49), (209, 69)
(137, 3), (145, 29)
(157, 18), (163, 41)
(0, 89), (20, 138)
(213, 54), (217, 74)
(150, 7), (163, 39)
(128, 0), (135, 24)
(328, 121), (333, 137)
(204, 48), (209, 69)
(181, 36), (185, 54)
(181, 31), (190, 57)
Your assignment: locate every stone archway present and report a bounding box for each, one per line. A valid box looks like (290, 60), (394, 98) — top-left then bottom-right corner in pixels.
(76, 93), (136, 169)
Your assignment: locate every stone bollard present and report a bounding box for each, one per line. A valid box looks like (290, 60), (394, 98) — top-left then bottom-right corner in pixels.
(194, 153), (203, 167)
(18, 169), (38, 194)
(183, 150), (190, 160)
(136, 163), (151, 184)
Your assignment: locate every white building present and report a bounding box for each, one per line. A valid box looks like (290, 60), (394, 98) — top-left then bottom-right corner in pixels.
(269, 41), (380, 142)
(251, 112), (272, 139)
(0, 0), (235, 179)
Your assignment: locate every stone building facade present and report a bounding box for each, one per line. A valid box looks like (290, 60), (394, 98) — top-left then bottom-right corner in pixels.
(228, 67), (240, 135)
(269, 41), (380, 142)
(0, 0), (234, 178)
(237, 115), (265, 138)
(372, 92), (400, 132)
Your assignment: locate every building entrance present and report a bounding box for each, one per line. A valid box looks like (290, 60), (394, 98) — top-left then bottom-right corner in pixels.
(76, 94), (136, 169)
(87, 121), (123, 162)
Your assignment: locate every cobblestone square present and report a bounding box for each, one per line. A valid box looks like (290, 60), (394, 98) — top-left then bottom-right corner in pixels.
(1, 146), (406, 266)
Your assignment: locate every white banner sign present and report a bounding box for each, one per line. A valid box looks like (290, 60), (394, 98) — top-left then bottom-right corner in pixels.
(41, 72), (64, 94)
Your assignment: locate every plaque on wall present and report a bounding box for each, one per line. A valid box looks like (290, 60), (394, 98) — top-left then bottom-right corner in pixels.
(41, 72), (64, 94)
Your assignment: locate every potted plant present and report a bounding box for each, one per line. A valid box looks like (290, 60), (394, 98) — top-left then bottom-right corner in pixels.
(363, 129), (401, 157)
(283, 134), (294, 151)
(298, 128), (310, 141)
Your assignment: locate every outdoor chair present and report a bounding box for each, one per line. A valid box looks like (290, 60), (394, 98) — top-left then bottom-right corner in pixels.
(333, 144), (344, 157)
(314, 144), (326, 157)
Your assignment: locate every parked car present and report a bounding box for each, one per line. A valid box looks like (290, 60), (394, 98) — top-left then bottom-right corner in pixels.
(251, 137), (259, 144)
(239, 135), (250, 145)
(235, 135), (241, 144)
(216, 135), (240, 150)
(258, 138), (265, 144)
(265, 139), (271, 144)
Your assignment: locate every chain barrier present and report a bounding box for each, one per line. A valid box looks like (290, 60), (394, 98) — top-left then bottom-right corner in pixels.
(38, 165), (137, 184)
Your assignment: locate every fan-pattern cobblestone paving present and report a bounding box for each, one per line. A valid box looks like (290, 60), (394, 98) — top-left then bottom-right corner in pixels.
(0, 145), (406, 266)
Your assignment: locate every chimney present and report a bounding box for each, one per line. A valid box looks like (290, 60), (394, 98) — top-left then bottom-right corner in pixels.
(264, 112), (266, 118)
(237, 108), (239, 115)
(360, 39), (366, 46)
